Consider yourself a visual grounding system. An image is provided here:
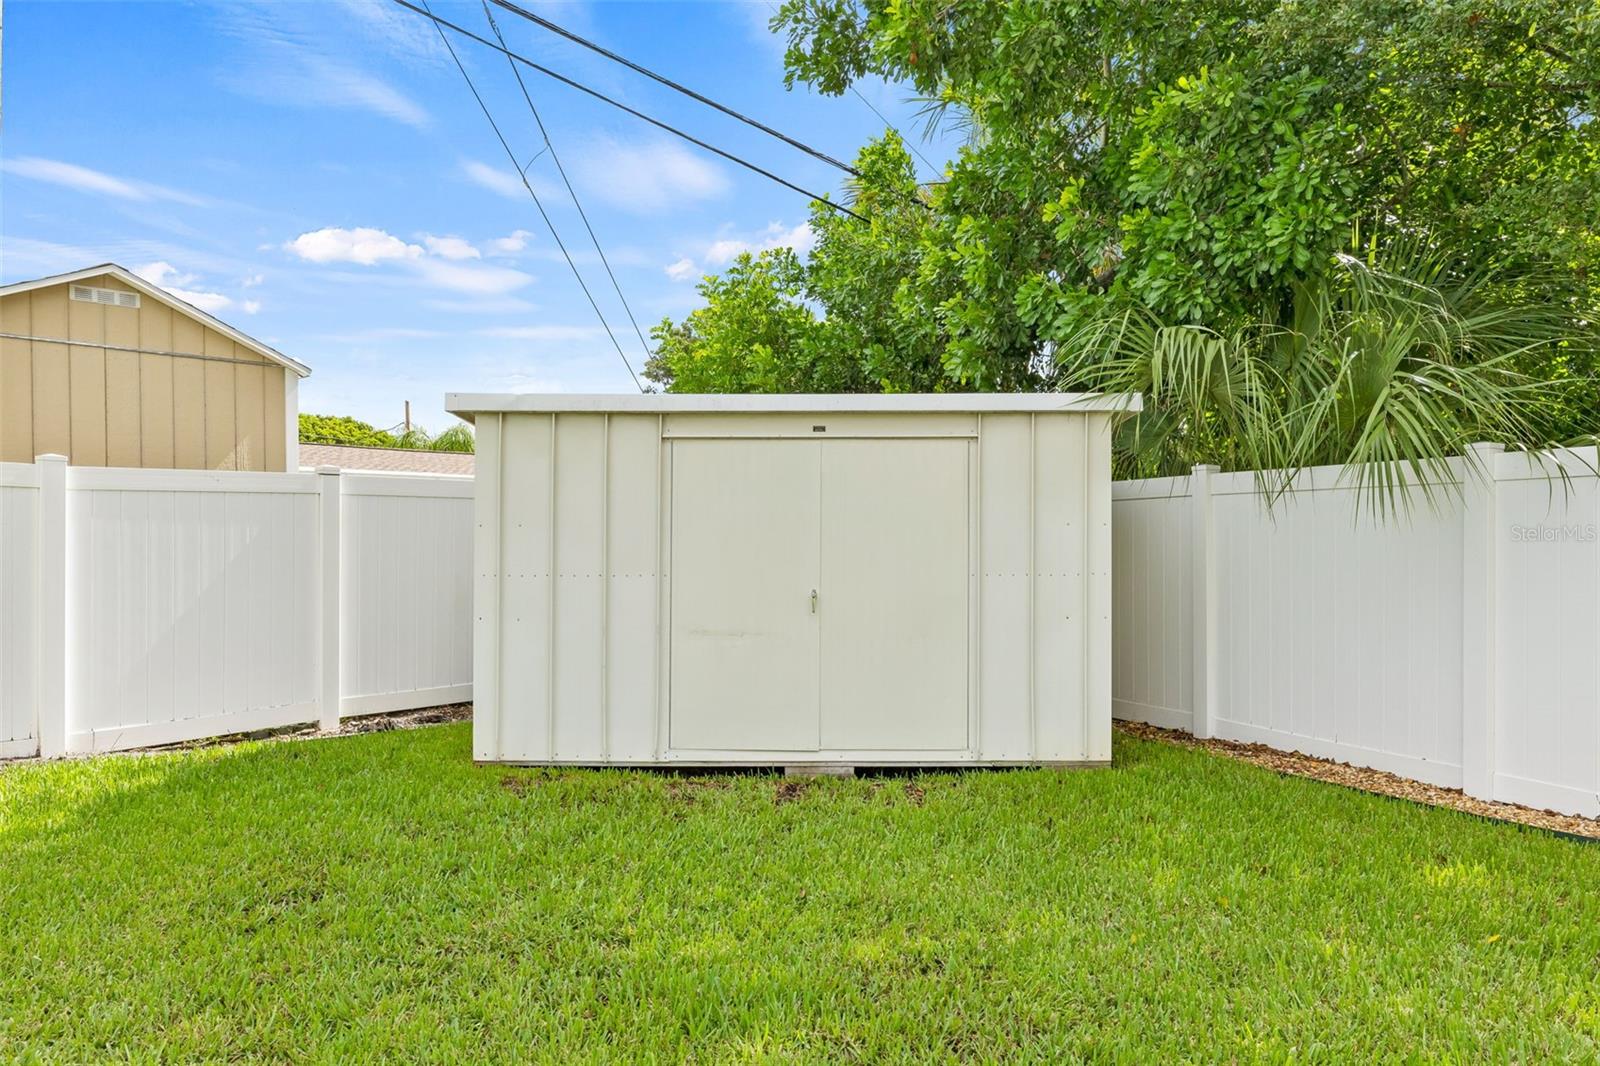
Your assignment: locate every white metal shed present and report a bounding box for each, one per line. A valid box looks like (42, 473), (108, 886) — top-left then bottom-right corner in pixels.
(446, 393), (1140, 768)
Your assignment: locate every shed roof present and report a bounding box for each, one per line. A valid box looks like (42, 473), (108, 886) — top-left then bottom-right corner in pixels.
(446, 392), (1142, 422)
(0, 263), (311, 377)
(299, 443), (475, 476)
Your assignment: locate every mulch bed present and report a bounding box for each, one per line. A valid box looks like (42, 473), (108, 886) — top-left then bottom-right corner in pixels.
(1117, 719), (1600, 841)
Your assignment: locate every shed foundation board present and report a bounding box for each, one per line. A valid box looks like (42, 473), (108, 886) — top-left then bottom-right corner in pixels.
(450, 394), (1136, 768)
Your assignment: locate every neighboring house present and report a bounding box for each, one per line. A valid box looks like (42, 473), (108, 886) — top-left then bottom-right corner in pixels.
(0, 264), (309, 471)
(298, 443), (475, 476)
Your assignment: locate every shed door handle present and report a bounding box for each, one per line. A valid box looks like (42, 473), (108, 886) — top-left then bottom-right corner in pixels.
(810, 588), (818, 613)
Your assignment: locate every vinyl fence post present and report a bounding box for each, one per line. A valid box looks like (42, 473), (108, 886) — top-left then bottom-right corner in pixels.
(1461, 442), (1504, 802)
(317, 467), (342, 732)
(1190, 464), (1219, 739)
(35, 454), (69, 758)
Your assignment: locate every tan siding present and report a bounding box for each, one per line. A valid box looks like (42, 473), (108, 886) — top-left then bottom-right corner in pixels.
(30, 288), (69, 335)
(105, 350), (143, 467)
(0, 293), (28, 329)
(172, 357), (207, 468)
(171, 311), (204, 359)
(138, 354), (175, 467)
(3, 277), (299, 470)
(69, 346), (107, 466)
(65, 286), (107, 466)
(138, 300), (175, 466)
(1, 295), (34, 462)
(206, 325), (269, 365)
(204, 345), (237, 470)
(234, 359), (265, 470)
(263, 365), (286, 469)
(175, 313), (212, 467)
(67, 285), (105, 345)
(104, 300), (142, 467)
(32, 347), (72, 458)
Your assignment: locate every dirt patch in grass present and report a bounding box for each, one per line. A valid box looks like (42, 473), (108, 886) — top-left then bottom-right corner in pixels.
(1117, 719), (1600, 841)
(340, 704), (471, 735)
(665, 777), (731, 804)
(775, 779), (812, 806)
(903, 780), (927, 807)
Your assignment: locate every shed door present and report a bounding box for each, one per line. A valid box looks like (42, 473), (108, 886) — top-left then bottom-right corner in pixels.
(670, 440), (820, 750)
(820, 440), (969, 749)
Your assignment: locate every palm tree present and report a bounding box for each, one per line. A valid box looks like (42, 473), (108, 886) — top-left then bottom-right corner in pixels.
(1056, 237), (1591, 513)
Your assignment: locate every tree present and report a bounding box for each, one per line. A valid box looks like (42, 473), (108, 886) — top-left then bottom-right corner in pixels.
(299, 414), (474, 453)
(646, 248), (839, 392)
(653, 0), (1598, 475)
(299, 414), (397, 448)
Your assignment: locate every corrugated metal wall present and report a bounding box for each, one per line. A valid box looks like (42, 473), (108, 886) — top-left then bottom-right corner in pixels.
(472, 409), (1115, 766)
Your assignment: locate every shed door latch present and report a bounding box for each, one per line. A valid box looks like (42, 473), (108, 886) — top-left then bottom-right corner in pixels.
(810, 589), (818, 613)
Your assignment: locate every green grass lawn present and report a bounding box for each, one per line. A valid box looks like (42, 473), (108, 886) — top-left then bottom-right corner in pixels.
(3, 724), (1598, 1062)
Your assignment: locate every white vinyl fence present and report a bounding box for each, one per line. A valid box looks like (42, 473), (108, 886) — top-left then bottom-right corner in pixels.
(0, 457), (472, 757)
(1113, 444), (1600, 818)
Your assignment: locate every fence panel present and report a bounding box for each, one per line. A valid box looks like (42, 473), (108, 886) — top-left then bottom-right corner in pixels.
(1110, 477), (1193, 731)
(1209, 469), (1466, 787)
(0, 465), (40, 757)
(339, 474), (474, 716)
(1113, 449), (1600, 817)
(0, 461), (475, 758)
(1493, 450), (1600, 815)
(65, 468), (321, 752)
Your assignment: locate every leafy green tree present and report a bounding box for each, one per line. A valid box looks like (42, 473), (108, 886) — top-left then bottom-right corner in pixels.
(646, 248), (840, 392)
(655, 0), (1597, 475)
(300, 414), (474, 453)
(299, 414), (397, 448)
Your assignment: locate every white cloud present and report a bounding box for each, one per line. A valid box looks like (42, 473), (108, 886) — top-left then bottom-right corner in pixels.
(241, 273), (265, 288)
(463, 160), (526, 199)
(284, 227), (423, 265)
(280, 225), (532, 296)
(241, 300), (263, 315)
(665, 257), (698, 282)
(134, 261), (238, 315)
(173, 290), (235, 314)
(134, 261), (197, 288)
(422, 235), (482, 261)
(703, 221), (817, 267)
(2, 157), (208, 206)
(212, 3), (430, 128)
(486, 229), (534, 256)
(574, 139), (729, 212)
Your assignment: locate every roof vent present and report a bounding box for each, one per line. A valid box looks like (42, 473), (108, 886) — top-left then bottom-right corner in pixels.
(69, 284), (140, 309)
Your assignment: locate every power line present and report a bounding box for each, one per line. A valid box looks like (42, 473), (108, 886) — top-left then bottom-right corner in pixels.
(753, 0), (940, 183)
(486, 0), (860, 178)
(419, 0), (644, 391)
(389, 0), (866, 222)
(481, 0), (654, 366)
(848, 85), (943, 178)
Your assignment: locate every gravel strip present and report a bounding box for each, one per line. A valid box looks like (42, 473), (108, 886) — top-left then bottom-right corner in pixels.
(1117, 719), (1600, 841)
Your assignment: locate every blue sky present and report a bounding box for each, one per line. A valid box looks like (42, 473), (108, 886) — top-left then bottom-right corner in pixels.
(1, 0), (956, 433)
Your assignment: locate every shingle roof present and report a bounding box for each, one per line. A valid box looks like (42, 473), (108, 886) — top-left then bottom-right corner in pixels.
(299, 443), (475, 476)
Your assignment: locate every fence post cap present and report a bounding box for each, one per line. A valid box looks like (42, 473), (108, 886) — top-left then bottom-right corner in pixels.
(314, 465), (342, 476)
(34, 453), (68, 463)
(1465, 442), (1507, 455)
